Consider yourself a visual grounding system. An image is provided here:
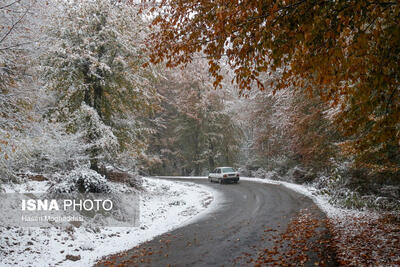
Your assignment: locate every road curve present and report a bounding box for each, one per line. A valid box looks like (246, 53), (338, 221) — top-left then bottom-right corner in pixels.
(95, 178), (336, 267)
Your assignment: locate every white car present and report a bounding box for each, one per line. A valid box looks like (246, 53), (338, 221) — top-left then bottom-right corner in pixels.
(208, 167), (240, 184)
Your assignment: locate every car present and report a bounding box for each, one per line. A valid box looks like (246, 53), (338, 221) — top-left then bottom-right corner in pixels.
(208, 167), (239, 184)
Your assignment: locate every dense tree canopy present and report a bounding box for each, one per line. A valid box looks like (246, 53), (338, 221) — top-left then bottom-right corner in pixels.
(147, 0), (400, 172)
(43, 0), (160, 171)
(146, 60), (242, 176)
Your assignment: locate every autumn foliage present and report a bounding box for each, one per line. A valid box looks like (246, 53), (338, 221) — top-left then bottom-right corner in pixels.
(329, 212), (400, 266)
(146, 0), (400, 172)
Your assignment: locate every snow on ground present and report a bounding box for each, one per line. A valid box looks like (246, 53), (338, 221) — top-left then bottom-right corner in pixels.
(0, 177), (221, 267)
(2, 180), (52, 194)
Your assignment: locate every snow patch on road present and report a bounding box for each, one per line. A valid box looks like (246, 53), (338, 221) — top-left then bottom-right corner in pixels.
(0, 177), (219, 267)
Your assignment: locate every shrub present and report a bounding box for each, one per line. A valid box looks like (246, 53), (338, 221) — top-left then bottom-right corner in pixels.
(48, 168), (111, 194)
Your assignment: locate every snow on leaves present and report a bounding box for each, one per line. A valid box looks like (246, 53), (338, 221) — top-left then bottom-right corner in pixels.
(329, 212), (400, 266)
(48, 167), (111, 194)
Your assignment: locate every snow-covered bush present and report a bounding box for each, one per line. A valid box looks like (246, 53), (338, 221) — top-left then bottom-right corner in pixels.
(267, 156), (298, 176)
(313, 169), (362, 209)
(264, 170), (279, 180)
(48, 168), (111, 194)
(0, 120), (89, 182)
(380, 185), (400, 199)
(251, 168), (266, 178)
(238, 167), (251, 177)
(314, 169), (400, 211)
(100, 165), (144, 191)
(250, 168), (281, 180)
(72, 103), (119, 165)
(287, 166), (316, 184)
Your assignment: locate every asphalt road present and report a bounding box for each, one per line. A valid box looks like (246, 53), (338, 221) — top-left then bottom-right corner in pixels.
(95, 178), (336, 267)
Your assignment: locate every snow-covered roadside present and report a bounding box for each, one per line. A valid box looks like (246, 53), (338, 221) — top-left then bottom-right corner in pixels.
(0, 177), (221, 267)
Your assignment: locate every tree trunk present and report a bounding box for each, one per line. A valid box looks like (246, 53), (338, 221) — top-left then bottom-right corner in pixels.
(84, 81), (103, 172)
(93, 82), (103, 119)
(208, 140), (215, 171)
(195, 164), (201, 176)
(90, 156), (99, 172)
(82, 62), (104, 172)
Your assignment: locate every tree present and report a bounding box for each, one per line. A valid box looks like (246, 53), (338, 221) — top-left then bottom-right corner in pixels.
(288, 90), (339, 171)
(42, 0), (160, 171)
(147, 0), (400, 172)
(0, 0), (33, 87)
(236, 70), (340, 176)
(146, 60), (242, 176)
(0, 0), (55, 182)
(173, 84), (241, 175)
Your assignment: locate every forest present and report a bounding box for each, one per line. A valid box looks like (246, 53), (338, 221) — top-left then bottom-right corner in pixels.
(1, 0), (399, 211)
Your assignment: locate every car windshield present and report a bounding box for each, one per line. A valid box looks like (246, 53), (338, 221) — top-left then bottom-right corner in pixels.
(222, 167), (235, 173)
